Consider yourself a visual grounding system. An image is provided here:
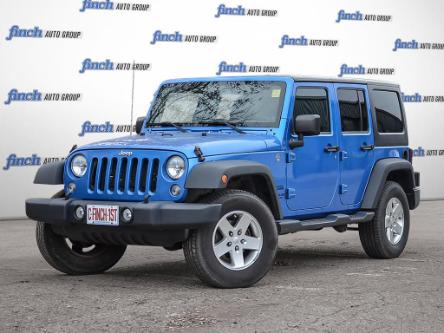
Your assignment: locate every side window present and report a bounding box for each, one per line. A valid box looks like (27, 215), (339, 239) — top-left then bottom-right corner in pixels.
(294, 87), (330, 133)
(338, 89), (369, 132)
(372, 90), (404, 133)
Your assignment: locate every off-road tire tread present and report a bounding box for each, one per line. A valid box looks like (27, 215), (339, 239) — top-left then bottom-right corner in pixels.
(36, 221), (72, 274)
(359, 181), (409, 259)
(183, 189), (276, 288)
(36, 222), (126, 275)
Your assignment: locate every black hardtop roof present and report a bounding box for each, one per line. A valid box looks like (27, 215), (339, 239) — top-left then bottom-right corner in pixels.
(291, 76), (399, 87)
(168, 75), (400, 88)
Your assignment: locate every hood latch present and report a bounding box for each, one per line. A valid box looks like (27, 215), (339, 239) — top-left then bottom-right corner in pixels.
(194, 146), (205, 162)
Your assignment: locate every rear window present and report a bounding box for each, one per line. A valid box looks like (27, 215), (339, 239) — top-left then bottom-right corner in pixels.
(373, 90), (404, 133)
(338, 89), (369, 132)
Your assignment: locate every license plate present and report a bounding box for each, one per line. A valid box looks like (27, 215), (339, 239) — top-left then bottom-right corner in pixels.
(86, 205), (119, 226)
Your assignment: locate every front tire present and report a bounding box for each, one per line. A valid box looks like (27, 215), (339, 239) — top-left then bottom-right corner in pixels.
(183, 190), (278, 288)
(359, 181), (410, 259)
(36, 222), (127, 275)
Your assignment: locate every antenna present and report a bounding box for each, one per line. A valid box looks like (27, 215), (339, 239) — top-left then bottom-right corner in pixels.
(130, 60), (136, 136)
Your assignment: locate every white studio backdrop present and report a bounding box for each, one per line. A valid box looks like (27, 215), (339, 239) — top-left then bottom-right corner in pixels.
(1, 0), (443, 219)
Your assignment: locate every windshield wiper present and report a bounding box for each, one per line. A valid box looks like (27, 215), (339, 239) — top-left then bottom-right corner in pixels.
(146, 121), (188, 133)
(197, 120), (246, 134)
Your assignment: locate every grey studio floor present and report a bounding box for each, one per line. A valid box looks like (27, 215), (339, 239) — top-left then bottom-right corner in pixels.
(1, 201), (443, 332)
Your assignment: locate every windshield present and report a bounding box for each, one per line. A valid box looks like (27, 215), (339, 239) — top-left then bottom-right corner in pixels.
(147, 81), (286, 128)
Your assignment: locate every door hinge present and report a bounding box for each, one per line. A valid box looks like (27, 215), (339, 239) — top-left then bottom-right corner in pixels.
(339, 151), (348, 161)
(286, 151), (296, 163)
(286, 188), (297, 199)
(339, 184), (348, 194)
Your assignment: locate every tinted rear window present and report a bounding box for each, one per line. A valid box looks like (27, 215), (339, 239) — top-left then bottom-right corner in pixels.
(373, 90), (404, 133)
(338, 89), (369, 132)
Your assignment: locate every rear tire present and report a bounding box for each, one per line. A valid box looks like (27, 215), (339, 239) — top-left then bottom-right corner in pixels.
(359, 181), (410, 259)
(183, 189), (278, 288)
(36, 222), (127, 275)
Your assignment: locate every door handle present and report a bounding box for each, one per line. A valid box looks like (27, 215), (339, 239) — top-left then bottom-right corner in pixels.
(361, 143), (374, 151)
(324, 144), (340, 153)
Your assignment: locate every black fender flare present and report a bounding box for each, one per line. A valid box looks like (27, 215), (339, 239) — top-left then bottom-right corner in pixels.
(34, 161), (64, 185)
(185, 160), (282, 219)
(362, 158), (416, 209)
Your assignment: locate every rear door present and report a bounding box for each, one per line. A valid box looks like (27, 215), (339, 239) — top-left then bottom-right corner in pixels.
(334, 84), (375, 206)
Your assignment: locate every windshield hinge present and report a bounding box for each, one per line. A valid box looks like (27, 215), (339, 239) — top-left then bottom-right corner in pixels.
(286, 152), (296, 163)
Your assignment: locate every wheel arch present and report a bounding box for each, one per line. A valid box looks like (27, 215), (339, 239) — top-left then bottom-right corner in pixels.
(185, 160), (282, 219)
(362, 158), (417, 210)
(34, 161), (64, 185)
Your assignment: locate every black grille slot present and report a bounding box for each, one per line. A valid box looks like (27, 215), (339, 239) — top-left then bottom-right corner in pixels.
(118, 158), (128, 192)
(129, 158), (138, 193)
(150, 158), (159, 193)
(87, 154), (160, 196)
(139, 158), (149, 192)
(108, 158), (117, 192)
(98, 158), (108, 191)
(89, 158), (98, 191)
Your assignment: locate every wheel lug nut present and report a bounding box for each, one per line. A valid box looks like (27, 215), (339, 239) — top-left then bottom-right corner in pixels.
(237, 229), (242, 235)
(235, 245), (239, 251)
(229, 231), (233, 237)
(227, 242), (232, 247)
(241, 239), (245, 244)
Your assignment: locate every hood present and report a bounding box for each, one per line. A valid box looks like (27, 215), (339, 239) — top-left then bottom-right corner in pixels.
(76, 131), (282, 158)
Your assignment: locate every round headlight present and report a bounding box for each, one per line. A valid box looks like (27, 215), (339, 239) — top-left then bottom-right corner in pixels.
(71, 154), (87, 177)
(166, 156), (185, 180)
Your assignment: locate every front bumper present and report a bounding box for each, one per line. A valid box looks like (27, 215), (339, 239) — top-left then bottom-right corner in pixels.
(25, 198), (222, 229)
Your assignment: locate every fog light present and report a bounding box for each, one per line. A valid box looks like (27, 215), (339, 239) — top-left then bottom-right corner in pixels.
(67, 182), (76, 194)
(170, 184), (181, 196)
(74, 206), (85, 220)
(122, 208), (133, 223)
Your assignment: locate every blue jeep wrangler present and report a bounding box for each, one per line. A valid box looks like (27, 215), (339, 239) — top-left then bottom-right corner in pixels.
(26, 76), (420, 288)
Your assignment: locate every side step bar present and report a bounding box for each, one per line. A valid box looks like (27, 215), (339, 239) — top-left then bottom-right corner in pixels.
(276, 211), (375, 235)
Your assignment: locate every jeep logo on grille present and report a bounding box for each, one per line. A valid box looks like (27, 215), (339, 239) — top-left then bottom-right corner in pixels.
(118, 151), (133, 157)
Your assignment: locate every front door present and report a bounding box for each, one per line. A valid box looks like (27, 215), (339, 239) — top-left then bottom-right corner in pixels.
(334, 84), (375, 206)
(286, 83), (340, 212)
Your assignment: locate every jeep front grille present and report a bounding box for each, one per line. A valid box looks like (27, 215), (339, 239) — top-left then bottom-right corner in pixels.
(88, 157), (159, 195)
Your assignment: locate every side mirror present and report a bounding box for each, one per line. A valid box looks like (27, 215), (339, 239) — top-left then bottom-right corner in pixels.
(289, 114), (321, 149)
(294, 114), (321, 136)
(135, 117), (145, 135)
